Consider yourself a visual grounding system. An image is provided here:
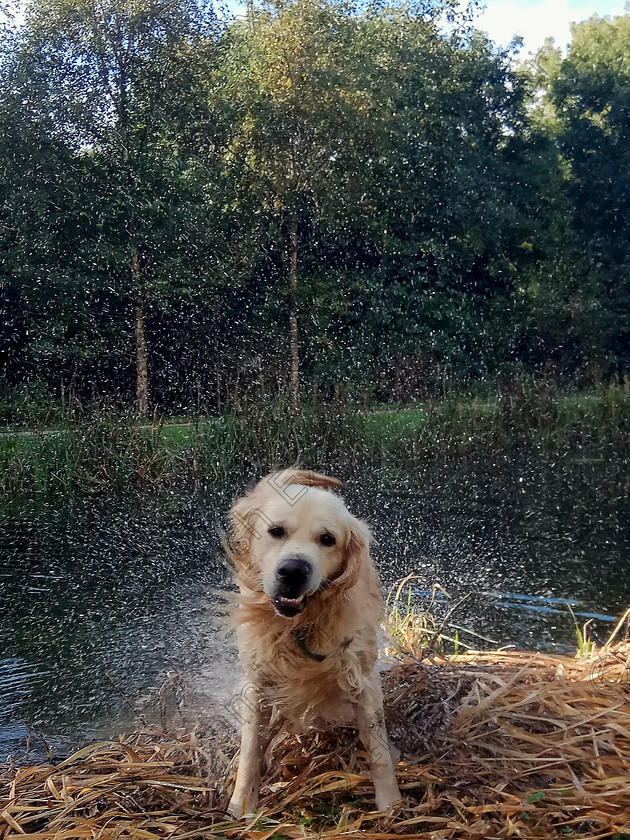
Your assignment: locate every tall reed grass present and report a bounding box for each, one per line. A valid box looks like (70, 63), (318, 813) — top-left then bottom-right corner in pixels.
(0, 378), (628, 497)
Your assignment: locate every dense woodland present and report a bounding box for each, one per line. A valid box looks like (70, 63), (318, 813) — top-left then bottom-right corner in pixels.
(0, 0), (629, 417)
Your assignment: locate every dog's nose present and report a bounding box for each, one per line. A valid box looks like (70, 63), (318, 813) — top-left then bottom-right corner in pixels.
(277, 557), (311, 587)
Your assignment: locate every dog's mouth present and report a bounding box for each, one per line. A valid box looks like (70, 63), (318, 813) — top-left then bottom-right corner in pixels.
(272, 594), (307, 618)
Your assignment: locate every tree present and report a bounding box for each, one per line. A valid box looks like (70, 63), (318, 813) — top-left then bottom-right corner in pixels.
(297, 7), (548, 390)
(216, 0), (388, 407)
(551, 13), (630, 369)
(5, 0), (220, 413)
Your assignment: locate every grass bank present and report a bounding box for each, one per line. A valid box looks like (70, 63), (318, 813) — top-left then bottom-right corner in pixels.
(1, 379), (629, 497)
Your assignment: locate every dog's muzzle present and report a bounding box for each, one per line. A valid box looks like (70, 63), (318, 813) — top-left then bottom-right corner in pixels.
(272, 557), (312, 618)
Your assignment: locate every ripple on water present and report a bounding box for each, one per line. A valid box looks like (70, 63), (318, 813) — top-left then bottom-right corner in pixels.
(0, 657), (45, 722)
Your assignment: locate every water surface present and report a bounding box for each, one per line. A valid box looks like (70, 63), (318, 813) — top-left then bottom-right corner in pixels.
(1, 452), (629, 763)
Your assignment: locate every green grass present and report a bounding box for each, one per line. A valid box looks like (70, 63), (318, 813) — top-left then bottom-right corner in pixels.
(0, 378), (628, 498)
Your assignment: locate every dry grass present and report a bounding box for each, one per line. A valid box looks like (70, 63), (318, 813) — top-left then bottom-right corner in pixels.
(2, 636), (630, 839)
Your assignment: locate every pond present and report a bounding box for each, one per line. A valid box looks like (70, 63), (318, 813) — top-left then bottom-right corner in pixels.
(1, 451), (629, 764)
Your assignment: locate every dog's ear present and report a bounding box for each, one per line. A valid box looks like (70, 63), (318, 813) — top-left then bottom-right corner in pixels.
(323, 515), (371, 598)
(268, 468), (342, 491)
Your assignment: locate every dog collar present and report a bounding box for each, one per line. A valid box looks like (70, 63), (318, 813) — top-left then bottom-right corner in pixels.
(293, 628), (327, 661)
(293, 629), (352, 662)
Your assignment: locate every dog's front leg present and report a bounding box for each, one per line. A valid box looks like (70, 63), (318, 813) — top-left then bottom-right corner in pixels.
(228, 682), (266, 818)
(357, 680), (401, 811)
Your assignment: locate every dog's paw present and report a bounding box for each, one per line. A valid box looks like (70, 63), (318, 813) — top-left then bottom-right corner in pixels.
(227, 797), (244, 819)
(374, 786), (402, 812)
(227, 793), (258, 820)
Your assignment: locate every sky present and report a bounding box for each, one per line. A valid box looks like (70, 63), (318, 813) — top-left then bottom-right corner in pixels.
(474, 0), (628, 54)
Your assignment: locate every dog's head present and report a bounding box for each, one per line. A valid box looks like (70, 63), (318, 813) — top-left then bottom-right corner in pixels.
(228, 469), (370, 618)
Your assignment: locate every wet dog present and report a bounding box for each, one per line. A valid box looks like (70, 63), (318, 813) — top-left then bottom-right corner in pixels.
(226, 469), (400, 817)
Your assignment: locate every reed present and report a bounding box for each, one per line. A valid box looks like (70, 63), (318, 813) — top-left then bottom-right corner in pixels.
(0, 378), (628, 498)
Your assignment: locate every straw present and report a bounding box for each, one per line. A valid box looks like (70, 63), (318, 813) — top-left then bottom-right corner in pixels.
(2, 644), (629, 839)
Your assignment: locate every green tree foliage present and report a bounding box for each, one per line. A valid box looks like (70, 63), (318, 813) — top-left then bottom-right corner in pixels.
(0, 0), (629, 416)
(216, 1), (554, 398)
(551, 14), (630, 369)
(1, 0), (224, 411)
(215, 0), (392, 404)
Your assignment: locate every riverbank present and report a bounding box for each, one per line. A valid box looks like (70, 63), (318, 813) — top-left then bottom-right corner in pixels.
(1, 380), (629, 497)
(2, 637), (629, 840)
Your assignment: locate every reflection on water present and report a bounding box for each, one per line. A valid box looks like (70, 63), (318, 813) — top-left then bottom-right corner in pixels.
(1, 452), (629, 762)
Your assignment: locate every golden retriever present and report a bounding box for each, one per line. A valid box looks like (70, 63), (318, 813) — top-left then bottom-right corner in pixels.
(226, 468), (401, 817)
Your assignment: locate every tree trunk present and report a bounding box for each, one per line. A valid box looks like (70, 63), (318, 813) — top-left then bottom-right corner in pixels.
(288, 213), (300, 409)
(132, 251), (149, 416)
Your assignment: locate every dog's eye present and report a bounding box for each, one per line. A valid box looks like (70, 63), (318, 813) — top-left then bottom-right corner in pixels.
(320, 533), (336, 547)
(268, 525), (286, 539)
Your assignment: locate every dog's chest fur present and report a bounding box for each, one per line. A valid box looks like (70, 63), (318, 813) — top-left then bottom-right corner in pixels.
(237, 605), (380, 728)
(255, 633), (376, 727)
